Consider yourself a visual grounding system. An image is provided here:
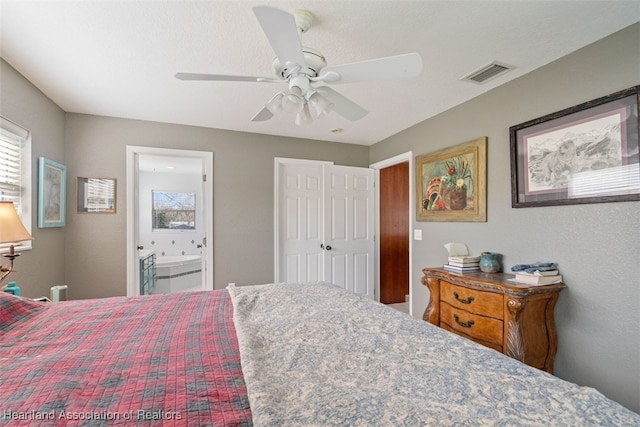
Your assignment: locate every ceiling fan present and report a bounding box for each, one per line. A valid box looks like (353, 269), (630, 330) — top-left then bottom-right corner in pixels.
(175, 6), (423, 125)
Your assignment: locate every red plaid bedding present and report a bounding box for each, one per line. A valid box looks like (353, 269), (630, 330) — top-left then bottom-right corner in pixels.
(0, 290), (252, 426)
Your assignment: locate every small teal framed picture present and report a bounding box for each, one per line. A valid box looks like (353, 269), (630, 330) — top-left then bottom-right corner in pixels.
(38, 157), (67, 228)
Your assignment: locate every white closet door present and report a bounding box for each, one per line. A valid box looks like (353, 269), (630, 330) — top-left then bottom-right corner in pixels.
(323, 165), (375, 298)
(276, 160), (374, 298)
(278, 162), (324, 283)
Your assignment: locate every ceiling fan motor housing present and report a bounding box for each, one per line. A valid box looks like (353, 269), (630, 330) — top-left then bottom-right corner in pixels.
(272, 48), (327, 80)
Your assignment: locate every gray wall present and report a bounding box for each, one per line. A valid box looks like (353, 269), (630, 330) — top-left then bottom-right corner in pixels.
(0, 60), (66, 298)
(63, 114), (369, 299)
(370, 23), (640, 413)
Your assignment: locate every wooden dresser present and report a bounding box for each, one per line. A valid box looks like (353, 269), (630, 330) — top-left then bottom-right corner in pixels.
(422, 268), (566, 373)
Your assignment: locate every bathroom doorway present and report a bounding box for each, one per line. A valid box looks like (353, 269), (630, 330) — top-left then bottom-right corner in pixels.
(371, 151), (414, 316)
(126, 146), (214, 296)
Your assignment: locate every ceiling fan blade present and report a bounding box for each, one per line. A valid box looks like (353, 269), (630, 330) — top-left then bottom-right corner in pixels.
(175, 72), (280, 83)
(251, 106), (274, 122)
(253, 6), (306, 69)
(316, 87), (368, 121)
(316, 53), (423, 84)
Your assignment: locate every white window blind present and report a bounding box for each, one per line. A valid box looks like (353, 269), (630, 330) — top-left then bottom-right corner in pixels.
(85, 178), (115, 212)
(0, 128), (24, 210)
(0, 116), (32, 252)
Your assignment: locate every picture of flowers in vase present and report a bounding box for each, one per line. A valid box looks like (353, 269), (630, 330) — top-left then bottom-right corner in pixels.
(423, 154), (475, 211)
(416, 137), (486, 222)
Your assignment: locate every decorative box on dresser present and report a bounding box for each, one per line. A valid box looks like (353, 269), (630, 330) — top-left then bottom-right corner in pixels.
(422, 268), (566, 374)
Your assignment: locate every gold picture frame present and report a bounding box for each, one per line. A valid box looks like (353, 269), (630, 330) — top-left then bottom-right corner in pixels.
(416, 137), (487, 222)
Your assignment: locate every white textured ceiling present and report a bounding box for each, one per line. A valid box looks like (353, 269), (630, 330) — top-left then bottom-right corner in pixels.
(1, 1), (639, 146)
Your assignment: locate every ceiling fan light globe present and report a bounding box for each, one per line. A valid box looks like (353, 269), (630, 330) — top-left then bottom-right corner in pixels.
(308, 91), (334, 118)
(295, 103), (312, 126)
(282, 95), (304, 113)
(282, 87), (305, 113)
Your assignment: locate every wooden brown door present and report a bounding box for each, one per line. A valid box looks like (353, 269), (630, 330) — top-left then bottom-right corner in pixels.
(379, 162), (409, 304)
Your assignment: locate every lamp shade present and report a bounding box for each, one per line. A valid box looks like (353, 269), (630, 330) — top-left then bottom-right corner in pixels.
(0, 201), (32, 244)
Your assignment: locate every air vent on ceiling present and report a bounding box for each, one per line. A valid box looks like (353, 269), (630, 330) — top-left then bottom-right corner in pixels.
(462, 61), (514, 84)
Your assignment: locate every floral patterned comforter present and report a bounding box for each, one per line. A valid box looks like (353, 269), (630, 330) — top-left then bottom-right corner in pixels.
(228, 282), (639, 426)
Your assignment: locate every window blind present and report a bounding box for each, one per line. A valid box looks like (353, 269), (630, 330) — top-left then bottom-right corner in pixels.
(0, 120), (27, 214)
(85, 178), (115, 211)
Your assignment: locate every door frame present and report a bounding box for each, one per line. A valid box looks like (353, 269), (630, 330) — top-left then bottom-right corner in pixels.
(370, 151), (414, 315)
(126, 145), (214, 296)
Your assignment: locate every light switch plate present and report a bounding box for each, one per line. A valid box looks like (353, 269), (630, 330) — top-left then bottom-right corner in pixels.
(414, 229), (422, 240)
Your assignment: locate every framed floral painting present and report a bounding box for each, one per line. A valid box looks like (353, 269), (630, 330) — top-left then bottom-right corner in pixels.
(416, 137), (487, 222)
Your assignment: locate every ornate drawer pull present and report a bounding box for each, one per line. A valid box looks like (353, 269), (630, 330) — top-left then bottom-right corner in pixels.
(453, 314), (475, 328)
(453, 291), (474, 304)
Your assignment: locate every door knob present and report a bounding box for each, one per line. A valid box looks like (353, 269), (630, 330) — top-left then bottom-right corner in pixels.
(320, 244), (332, 251)
(137, 245), (144, 250)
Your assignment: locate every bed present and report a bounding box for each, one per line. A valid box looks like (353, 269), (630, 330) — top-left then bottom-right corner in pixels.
(1, 282), (638, 426)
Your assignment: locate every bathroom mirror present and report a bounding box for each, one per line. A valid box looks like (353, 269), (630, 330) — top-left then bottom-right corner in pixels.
(152, 191), (195, 230)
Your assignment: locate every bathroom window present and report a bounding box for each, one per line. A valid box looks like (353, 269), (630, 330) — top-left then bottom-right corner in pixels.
(152, 191), (195, 230)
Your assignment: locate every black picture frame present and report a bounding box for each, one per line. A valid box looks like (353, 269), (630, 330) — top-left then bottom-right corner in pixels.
(510, 86), (640, 208)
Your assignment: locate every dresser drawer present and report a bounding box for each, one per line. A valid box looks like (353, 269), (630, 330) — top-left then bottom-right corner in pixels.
(440, 280), (503, 317)
(440, 302), (504, 347)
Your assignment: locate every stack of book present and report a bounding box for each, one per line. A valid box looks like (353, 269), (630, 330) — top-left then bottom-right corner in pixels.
(511, 269), (563, 285)
(443, 255), (481, 273)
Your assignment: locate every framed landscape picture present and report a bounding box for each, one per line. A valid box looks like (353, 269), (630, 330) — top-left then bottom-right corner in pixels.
(416, 137), (487, 222)
(510, 86), (640, 208)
